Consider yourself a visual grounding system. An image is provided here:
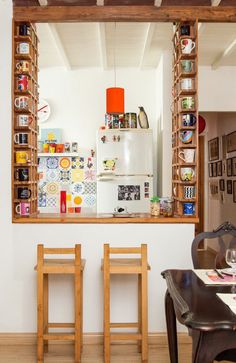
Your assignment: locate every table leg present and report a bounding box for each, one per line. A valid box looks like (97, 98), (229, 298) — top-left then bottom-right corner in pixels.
(165, 290), (178, 363)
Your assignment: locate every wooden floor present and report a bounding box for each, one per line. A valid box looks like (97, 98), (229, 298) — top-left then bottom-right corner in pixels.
(0, 343), (232, 363)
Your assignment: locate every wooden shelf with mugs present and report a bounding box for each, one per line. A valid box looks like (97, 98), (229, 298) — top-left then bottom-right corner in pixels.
(172, 20), (199, 218)
(12, 21), (39, 219)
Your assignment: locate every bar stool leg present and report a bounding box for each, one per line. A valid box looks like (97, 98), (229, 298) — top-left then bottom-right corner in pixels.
(104, 255), (110, 363)
(43, 274), (49, 354)
(75, 262), (81, 362)
(141, 271), (148, 363)
(138, 274), (142, 353)
(80, 270), (83, 353)
(37, 268), (44, 362)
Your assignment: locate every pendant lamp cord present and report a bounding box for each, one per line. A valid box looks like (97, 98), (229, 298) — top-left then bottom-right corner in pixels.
(113, 22), (117, 87)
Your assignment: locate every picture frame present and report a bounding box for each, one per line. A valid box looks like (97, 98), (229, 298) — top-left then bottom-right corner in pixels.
(212, 162), (217, 177)
(233, 181), (236, 203)
(232, 157), (236, 176)
(208, 163), (213, 178)
(217, 160), (222, 176)
(222, 134), (227, 160)
(227, 158), (232, 177)
(219, 179), (225, 192)
(208, 137), (219, 161)
(227, 180), (232, 194)
(226, 131), (236, 153)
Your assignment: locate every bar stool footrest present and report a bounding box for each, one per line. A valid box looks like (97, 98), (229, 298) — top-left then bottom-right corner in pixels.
(43, 333), (75, 341)
(110, 333), (142, 341)
(48, 322), (75, 328)
(110, 322), (139, 328)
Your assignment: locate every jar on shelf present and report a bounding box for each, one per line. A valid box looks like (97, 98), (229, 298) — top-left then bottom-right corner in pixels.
(150, 196), (160, 217)
(162, 198), (174, 217)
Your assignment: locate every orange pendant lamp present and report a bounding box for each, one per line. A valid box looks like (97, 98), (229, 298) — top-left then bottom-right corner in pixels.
(106, 87), (124, 114)
(106, 23), (125, 115)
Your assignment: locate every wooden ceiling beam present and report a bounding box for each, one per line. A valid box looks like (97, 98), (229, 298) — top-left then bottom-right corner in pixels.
(211, 0), (222, 6)
(13, 5), (236, 23)
(211, 37), (236, 69)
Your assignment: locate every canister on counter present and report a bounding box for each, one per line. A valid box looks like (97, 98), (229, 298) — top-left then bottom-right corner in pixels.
(125, 113), (137, 128)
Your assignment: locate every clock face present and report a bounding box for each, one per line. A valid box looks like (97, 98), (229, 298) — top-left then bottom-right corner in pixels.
(38, 99), (50, 123)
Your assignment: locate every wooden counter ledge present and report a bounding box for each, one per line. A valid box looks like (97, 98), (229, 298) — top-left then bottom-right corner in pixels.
(13, 213), (199, 224)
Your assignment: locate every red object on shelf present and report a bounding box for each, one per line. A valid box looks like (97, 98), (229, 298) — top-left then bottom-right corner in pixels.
(60, 191), (67, 213)
(198, 115), (206, 134)
(106, 87), (124, 114)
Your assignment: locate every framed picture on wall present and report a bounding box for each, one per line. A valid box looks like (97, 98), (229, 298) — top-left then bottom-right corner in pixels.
(208, 163), (213, 178)
(233, 181), (236, 203)
(227, 180), (233, 194)
(212, 162), (218, 177)
(226, 131), (236, 153)
(227, 158), (232, 177)
(232, 157), (236, 176)
(219, 179), (225, 192)
(208, 137), (219, 161)
(222, 135), (227, 159)
(217, 160), (222, 176)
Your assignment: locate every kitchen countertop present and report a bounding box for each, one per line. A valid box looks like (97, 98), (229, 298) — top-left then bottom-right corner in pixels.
(13, 213), (199, 224)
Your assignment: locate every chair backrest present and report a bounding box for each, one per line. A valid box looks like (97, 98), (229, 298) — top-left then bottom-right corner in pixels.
(103, 244), (147, 274)
(37, 244), (81, 267)
(191, 222), (236, 269)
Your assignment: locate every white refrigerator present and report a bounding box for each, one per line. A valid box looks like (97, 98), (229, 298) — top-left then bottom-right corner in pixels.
(96, 129), (153, 214)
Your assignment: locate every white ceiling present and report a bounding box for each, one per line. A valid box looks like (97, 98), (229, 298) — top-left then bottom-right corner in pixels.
(37, 22), (236, 70)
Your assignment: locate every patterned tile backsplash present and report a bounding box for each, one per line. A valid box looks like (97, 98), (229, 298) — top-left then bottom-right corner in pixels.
(38, 152), (96, 213)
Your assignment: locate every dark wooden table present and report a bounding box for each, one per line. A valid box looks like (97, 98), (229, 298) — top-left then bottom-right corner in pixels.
(162, 269), (236, 363)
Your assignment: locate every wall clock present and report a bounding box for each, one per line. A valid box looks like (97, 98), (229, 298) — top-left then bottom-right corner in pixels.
(38, 98), (51, 123)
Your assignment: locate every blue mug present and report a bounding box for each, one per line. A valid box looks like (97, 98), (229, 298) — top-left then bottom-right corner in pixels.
(183, 202), (195, 215)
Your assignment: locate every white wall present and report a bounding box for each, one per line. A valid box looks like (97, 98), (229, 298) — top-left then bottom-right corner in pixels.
(199, 66), (236, 112)
(0, 1), (194, 334)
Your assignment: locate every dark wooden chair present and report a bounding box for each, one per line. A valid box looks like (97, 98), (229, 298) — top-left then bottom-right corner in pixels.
(192, 221), (236, 269)
(191, 221), (236, 362)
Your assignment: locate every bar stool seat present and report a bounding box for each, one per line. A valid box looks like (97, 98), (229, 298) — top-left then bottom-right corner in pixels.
(35, 244), (85, 363)
(102, 244), (150, 363)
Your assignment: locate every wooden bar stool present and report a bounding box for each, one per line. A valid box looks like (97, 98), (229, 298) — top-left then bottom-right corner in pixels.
(35, 244), (85, 363)
(102, 244), (150, 363)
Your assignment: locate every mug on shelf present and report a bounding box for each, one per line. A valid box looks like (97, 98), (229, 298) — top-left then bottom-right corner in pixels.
(15, 151), (29, 164)
(181, 97), (195, 110)
(17, 187), (32, 199)
(15, 60), (30, 73)
(180, 24), (190, 36)
(15, 168), (29, 181)
(183, 186), (195, 199)
(15, 96), (29, 110)
(180, 167), (195, 182)
(15, 202), (30, 216)
(17, 114), (33, 127)
(181, 38), (196, 54)
(180, 60), (194, 73)
(180, 78), (193, 90)
(14, 133), (28, 145)
(16, 42), (30, 55)
(179, 130), (193, 144)
(182, 113), (196, 126)
(183, 202), (195, 216)
(19, 24), (31, 36)
(178, 149), (195, 163)
(16, 75), (29, 92)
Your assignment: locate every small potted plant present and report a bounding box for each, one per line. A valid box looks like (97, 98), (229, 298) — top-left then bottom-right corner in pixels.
(150, 196), (160, 217)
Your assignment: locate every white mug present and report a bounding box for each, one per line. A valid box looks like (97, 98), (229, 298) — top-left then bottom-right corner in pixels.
(15, 96), (29, 109)
(17, 114), (33, 127)
(180, 167), (195, 181)
(180, 78), (193, 90)
(179, 149), (195, 163)
(16, 42), (30, 54)
(181, 39), (195, 54)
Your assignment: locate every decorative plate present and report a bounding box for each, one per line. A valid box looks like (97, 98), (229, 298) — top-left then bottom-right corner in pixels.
(60, 157), (71, 170)
(46, 182), (59, 195)
(46, 157), (59, 169)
